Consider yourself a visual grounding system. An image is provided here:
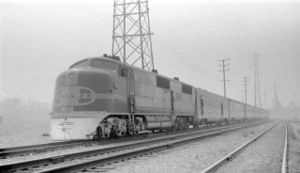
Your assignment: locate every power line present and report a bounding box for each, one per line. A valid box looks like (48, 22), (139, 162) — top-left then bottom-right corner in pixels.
(151, 1), (212, 59)
(208, 2), (240, 57)
(58, 0), (111, 23)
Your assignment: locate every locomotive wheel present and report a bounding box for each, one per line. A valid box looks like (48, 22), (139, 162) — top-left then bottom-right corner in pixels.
(127, 126), (135, 136)
(93, 126), (103, 140)
(128, 129), (134, 136)
(103, 125), (111, 138)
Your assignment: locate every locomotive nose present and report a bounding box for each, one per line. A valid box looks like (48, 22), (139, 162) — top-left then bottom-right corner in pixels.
(76, 70), (114, 94)
(53, 69), (115, 108)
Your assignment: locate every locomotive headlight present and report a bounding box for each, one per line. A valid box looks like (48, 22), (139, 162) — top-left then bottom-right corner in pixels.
(67, 72), (75, 81)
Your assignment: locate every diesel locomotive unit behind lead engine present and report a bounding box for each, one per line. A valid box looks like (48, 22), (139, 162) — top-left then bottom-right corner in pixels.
(50, 55), (268, 140)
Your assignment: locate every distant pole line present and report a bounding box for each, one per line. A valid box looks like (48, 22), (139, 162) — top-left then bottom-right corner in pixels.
(264, 90), (267, 109)
(243, 76), (248, 117)
(218, 58), (230, 98)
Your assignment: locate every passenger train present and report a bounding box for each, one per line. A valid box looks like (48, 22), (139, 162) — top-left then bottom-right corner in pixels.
(50, 55), (268, 140)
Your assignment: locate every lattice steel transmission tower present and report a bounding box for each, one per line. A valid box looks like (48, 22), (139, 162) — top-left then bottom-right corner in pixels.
(253, 54), (262, 110)
(112, 0), (155, 71)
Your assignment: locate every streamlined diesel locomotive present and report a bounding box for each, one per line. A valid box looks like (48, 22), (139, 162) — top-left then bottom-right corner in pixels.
(50, 55), (268, 140)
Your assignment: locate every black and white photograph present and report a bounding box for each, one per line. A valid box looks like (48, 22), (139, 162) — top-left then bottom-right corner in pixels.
(0, 0), (299, 172)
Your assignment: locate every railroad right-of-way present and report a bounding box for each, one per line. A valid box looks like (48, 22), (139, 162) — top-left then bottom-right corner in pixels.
(99, 121), (277, 173)
(207, 122), (287, 173)
(0, 121), (270, 173)
(288, 121), (300, 173)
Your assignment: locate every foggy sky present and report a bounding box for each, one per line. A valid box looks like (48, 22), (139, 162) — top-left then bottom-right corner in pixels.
(1, 0), (300, 108)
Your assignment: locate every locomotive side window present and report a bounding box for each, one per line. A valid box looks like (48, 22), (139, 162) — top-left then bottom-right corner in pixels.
(156, 76), (170, 89)
(90, 59), (118, 71)
(182, 84), (192, 95)
(119, 66), (127, 77)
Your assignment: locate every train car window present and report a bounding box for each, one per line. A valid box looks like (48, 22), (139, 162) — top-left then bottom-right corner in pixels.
(69, 59), (89, 69)
(156, 76), (170, 89)
(182, 84), (192, 95)
(90, 59), (118, 71)
(200, 95), (204, 115)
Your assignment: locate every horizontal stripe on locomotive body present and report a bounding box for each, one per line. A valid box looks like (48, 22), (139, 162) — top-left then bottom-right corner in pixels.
(135, 108), (195, 115)
(53, 98), (128, 112)
(50, 111), (129, 119)
(201, 117), (228, 121)
(94, 93), (127, 100)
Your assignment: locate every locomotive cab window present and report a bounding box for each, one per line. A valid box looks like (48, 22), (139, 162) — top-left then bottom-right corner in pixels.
(156, 76), (170, 89)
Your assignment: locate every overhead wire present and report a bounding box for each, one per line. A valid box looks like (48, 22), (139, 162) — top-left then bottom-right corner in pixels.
(150, 2), (213, 74)
(207, 1), (241, 58)
(57, 0), (111, 23)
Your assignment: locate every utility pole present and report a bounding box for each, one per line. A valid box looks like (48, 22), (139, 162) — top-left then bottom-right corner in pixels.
(273, 83), (281, 118)
(264, 90), (267, 109)
(273, 84), (281, 108)
(218, 58), (230, 97)
(112, 0), (155, 71)
(243, 77), (248, 118)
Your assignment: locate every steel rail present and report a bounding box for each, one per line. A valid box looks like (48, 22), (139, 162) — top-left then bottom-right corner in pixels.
(281, 121), (288, 173)
(0, 140), (93, 158)
(0, 121), (270, 173)
(200, 121), (279, 173)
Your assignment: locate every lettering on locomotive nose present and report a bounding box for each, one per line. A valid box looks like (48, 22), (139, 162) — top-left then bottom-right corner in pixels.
(54, 86), (95, 107)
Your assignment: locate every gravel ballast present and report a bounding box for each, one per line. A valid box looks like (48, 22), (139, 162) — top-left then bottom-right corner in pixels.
(213, 122), (285, 173)
(104, 122), (275, 173)
(288, 122), (300, 173)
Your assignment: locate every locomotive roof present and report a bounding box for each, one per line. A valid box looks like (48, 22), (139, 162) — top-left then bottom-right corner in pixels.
(70, 57), (194, 87)
(69, 57), (123, 69)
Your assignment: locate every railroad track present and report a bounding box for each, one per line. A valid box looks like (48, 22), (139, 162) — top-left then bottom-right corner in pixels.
(281, 121), (288, 173)
(200, 121), (288, 173)
(0, 121), (245, 160)
(0, 120), (270, 173)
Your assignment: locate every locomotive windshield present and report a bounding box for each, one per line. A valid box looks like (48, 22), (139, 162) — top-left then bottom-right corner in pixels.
(90, 59), (119, 71)
(69, 59), (89, 69)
